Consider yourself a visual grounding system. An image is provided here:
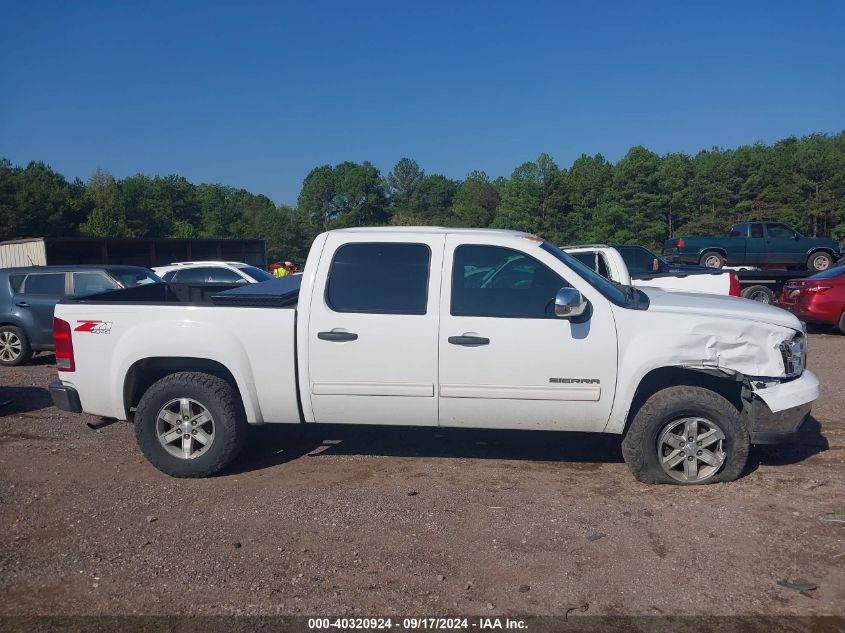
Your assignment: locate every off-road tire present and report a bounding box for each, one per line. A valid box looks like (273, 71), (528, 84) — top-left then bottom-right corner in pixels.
(134, 371), (247, 478)
(0, 325), (33, 367)
(621, 386), (749, 485)
(699, 251), (726, 269)
(807, 251), (833, 272)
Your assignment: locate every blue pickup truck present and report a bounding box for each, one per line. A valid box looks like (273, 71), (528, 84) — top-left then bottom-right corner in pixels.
(664, 222), (841, 271)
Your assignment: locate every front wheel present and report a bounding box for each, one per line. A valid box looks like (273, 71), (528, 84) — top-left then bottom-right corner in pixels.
(134, 372), (247, 477)
(807, 252), (833, 272)
(621, 386), (749, 485)
(700, 251), (726, 269)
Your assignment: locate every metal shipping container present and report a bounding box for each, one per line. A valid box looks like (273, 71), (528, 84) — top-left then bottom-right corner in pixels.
(0, 238), (48, 268)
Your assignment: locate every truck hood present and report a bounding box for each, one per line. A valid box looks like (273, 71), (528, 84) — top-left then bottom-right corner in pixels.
(638, 287), (802, 331)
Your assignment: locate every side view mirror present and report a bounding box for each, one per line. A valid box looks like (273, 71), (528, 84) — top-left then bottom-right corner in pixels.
(554, 287), (588, 318)
(793, 235), (800, 241)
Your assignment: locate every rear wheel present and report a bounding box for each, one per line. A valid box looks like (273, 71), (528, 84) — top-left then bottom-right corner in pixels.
(700, 251), (726, 269)
(808, 252), (833, 272)
(838, 311), (845, 335)
(740, 285), (775, 304)
(134, 372), (247, 477)
(621, 386), (749, 485)
(0, 326), (32, 367)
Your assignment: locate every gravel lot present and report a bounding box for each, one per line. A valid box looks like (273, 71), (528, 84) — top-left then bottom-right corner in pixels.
(0, 332), (843, 618)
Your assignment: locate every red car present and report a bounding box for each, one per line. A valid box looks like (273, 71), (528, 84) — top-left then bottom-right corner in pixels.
(779, 265), (845, 333)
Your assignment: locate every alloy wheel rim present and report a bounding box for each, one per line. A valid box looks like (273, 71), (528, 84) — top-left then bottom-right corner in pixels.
(0, 331), (22, 361)
(749, 290), (772, 303)
(657, 417), (726, 483)
(155, 398), (215, 460)
(704, 256), (721, 268)
(813, 256), (830, 271)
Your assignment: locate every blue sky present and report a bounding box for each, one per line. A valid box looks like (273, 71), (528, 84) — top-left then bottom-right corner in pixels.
(2, 1), (843, 206)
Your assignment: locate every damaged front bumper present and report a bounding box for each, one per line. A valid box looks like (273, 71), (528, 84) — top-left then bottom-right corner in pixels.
(745, 370), (820, 444)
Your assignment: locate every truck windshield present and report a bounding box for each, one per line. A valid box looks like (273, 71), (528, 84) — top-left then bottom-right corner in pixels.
(540, 242), (630, 306)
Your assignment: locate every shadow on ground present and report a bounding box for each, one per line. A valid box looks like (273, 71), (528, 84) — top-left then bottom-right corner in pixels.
(748, 415), (829, 470)
(0, 386), (52, 416)
(229, 424), (622, 476)
(229, 416), (830, 478)
(29, 353), (56, 366)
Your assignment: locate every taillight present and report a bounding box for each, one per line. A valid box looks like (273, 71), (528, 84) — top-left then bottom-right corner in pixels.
(728, 271), (741, 297)
(677, 238), (686, 248)
(804, 285), (832, 293)
(53, 317), (75, 372)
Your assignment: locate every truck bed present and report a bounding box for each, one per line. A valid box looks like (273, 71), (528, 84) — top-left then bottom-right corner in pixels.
(69, 276), (301, 308)
(55, 291), (301, 424)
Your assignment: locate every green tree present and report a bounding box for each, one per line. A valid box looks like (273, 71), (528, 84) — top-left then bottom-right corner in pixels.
(491, 154), (558, 233)
(386, 158), (425, 211)
(451, 171), (499, 228)
(79, 169), (129, 237)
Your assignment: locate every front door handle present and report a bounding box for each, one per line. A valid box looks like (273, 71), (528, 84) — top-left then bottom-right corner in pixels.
(15, 301), (29, 308)
(318, 331), (358, 342)
(448, 335), (490, 346)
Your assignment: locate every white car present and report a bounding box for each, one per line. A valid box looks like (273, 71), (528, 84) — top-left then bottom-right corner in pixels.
(50, 228), (818, 485)
(152, 261), (272, 285)
(563, 244), (739, 296)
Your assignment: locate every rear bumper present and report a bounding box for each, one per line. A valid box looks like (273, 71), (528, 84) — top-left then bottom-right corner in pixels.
(49, 380), (82, 414)
(778, 303), (839, 325)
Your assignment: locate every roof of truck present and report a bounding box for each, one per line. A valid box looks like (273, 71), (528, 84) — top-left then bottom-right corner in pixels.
(332, 227), (530, 238)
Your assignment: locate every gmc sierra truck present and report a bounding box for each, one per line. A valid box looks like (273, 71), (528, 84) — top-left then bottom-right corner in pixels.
(49, 228), (819, 485)
(664, 221), (841, 271)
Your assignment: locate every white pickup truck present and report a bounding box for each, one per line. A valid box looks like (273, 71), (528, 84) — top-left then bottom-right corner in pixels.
(49, 228), (819, 485)
(563, 244), (739, 296)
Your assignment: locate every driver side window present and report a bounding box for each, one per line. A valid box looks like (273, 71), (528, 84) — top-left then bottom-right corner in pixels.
(451, 245), (567, 318)
(767, 223), (796, 239)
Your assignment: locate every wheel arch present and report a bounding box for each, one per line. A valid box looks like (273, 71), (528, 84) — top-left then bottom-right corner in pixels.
(805, 246), (836, 257)
(620, 366), (745, 436)
(123, 357), (248, 421)
(698, 247), (728, 260)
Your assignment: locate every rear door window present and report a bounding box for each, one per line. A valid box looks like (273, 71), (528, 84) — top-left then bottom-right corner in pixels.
(72, 272), (120, 297)
(207, 267), (246, 283)
(326, 243), (430, 314)
(750, 224), (764, 238)
(23, 273), (66, 295)
(569, 252), (610, 278)
(172, 268), (214, 283)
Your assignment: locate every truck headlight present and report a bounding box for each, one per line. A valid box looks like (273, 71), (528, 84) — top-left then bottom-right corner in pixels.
(779, 333), (806, 378)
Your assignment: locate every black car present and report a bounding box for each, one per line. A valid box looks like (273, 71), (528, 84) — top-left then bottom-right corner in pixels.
(0, 265), (162, 366)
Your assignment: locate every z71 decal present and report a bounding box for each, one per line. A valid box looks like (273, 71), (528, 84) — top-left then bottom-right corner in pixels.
(75, 320), (113, 334)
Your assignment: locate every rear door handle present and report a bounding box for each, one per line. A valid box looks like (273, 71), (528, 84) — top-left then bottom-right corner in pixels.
(448, 335), (490, 346)
(15, 302), (29, 308)
(318, 331), (358, 342)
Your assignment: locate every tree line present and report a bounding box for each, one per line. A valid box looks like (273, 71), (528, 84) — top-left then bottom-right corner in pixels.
(1, 131), (843, 264)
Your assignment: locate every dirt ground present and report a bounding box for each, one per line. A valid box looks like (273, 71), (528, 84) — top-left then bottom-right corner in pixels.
(0, 332), (843, 618)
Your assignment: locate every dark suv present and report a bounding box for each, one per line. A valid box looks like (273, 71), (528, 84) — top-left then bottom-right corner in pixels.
(0, 265), (162, 366)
